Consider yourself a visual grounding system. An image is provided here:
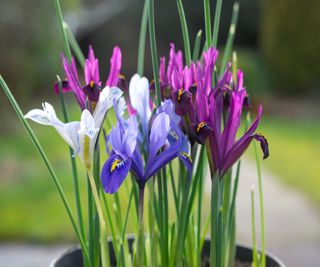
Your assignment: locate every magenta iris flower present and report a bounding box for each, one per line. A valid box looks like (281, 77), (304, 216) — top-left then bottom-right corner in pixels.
(158, 44), (269, 178)
(55, 46), (122, 110)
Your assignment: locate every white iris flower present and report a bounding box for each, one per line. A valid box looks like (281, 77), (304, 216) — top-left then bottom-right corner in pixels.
(25, 86), (122, 170)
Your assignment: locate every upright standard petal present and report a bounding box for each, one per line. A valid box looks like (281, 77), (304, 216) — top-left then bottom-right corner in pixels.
(106, 46), (122, 87)
(85, 45), (100, 86)
(148, 112), (170, 161)
(78, 109), (99, 139)
(159, 57), (168, 85)
(221, 89), (246, 155)
(62, 55), (86, 109)
(129, 74), (152, 136)
(93, 86), (122, 129)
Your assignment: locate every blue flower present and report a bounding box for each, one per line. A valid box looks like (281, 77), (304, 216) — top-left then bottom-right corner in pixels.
(101, 75), (192, 193)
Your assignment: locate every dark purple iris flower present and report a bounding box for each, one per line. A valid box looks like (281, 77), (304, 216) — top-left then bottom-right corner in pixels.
(208, 89), (268, 178)
(157, 44), (269, 178)
(55, 46), (123, 110)
(101, 97), (192, 194)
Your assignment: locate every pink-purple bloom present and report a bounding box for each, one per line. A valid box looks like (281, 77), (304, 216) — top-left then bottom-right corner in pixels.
(55, 46), (123, 111)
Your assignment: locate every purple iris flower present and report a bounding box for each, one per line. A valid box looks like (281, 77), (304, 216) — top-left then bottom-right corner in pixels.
(157, 44), (269, 176)
(56, 46), (123, 110)
(101, 97), (192, 194)
(208, 89), (269, 178)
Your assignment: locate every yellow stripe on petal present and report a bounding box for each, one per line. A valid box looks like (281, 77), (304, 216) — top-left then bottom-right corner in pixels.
(197, 122), (207, 133)
(177, 88), (183, 101)
(111, 159), (122, 172)
(84, 136), (91, 170)
(181, 152), (192, 163)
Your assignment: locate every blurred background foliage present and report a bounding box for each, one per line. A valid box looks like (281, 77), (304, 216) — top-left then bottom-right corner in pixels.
(261, 0), (320, 94)
(0, 0), (319, 241)
(2, 0), (320, 102)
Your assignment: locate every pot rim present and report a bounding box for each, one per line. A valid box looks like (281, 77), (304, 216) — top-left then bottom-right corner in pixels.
(235, 241), (286, 267)
(50, 237), (286, 267)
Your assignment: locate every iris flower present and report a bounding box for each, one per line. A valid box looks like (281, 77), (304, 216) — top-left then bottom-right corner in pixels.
(25, 86), (122, 170)
(158, 44), (269, 178)
(55, 46), (122, 111)
(101, 74), (192, 193)
(208, 88), (269, 178)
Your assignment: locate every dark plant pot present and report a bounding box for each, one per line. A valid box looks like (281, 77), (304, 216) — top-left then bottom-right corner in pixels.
(51, 238), (285, 267)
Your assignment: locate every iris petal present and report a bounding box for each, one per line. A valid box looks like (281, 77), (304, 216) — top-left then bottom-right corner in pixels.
(106, 46), (122, 87)
(129, 74), (152, 136)
(254, 133), (269, 159)
(101, 155), (131, 194)
(148, 112), (170, 161)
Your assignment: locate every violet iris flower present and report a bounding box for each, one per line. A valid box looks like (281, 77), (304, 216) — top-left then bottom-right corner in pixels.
(55, 46), (123, 110)
(208, 88), (269, 178)
(101, 75), (192, 194)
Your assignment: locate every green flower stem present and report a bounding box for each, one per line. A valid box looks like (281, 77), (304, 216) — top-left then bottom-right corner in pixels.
(205, 139), (215, 175)
(148, 0), (161, 107)
(87, 175), (95, 266)
(171, 146), (205, 267)
(212, 0), (224, 48)
(101, 189), (119, 257)
(56, 76), (86, 253)
(137, 0), (149, 75)
(210, 174), (222, 267)
(54, 0), (72, 62)
(204, 0), (212, 48)
(162, 167), (169, 267)
(147, 179), (158, 267)
(196, 157), (204, 267)
(251, 186), (258, 267)
(220, 2), (239, 75)
(221, 170), (231, 265)
(92, 145), (102, 267)
(136, 187), (145, 267)
(114, 192), (124, 233)
(192, 30), (202, 61)
(176, 0), (191, 65)
(200, 213), (210, 251)
(0, 76), (91, 266)
(87, 172), (110, 267)
(170, 172), (192, 267)
(169, 162), (179, 216)
(117, 185), (134, 266)
(64, 22), (85, 68)
(156, 172), (165, 265)
(226, 161), (241, 264)
(254, 141), (266, 267)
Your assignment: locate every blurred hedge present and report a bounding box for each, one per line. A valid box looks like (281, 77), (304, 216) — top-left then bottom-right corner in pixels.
(260, 0), (320, 94)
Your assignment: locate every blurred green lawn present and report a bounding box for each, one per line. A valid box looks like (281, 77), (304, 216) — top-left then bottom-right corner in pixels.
(251, 116), (320, 209)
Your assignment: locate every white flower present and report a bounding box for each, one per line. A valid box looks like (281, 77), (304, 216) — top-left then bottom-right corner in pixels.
(129, 74), (152, 136)
(25, 86), (122, 170)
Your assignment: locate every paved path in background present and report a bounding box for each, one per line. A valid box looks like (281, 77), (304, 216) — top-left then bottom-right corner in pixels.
(0, 244), (70, 267)
(233, 157), (320, 267)
(0, 158), (319, 267)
